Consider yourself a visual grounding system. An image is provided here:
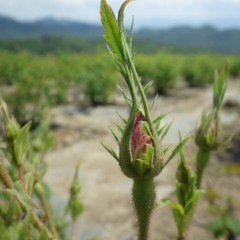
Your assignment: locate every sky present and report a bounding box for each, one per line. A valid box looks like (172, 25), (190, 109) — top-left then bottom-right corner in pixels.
(0, 0), (240, 29)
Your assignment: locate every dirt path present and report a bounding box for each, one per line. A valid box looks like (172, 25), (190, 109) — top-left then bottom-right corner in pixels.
(44, 81), (240, 240)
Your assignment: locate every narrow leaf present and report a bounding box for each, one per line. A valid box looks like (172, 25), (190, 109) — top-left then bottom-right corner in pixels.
(100, 0), (123, 59)
(108, 124), (120, 145)
(101, 142), (119, 161)
(163, 137), (189, 168)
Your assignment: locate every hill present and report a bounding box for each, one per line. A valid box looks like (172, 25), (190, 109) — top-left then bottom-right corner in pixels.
(0, 16), (102, 38)
(0, 16), (240, 54)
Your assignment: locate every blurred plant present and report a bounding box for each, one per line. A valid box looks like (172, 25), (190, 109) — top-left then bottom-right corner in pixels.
(229, 57), (240, 78)
(195, 63), (229, 188)
(65, 164), (83, 240)
(0, 100), (80, 240)
(204, 165), (240, 240)
(182, 55), (221, 87)
(135, 53), (180, 95)
(157, 141), (200, 240)
(207, 197), (240, 240)
(83, 54), (116, 106)
(100, 1), (187, 239)
(151, 54), (180, 94)
(0, 100), (56, 239)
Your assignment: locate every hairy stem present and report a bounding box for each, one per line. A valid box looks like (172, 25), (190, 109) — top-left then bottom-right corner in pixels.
(132, 178), (156, 240)
(32, 212), (56, 240)
(196, 148), (210, 188)
(37, 184), (59, 240)
(0, 160), (14, 188)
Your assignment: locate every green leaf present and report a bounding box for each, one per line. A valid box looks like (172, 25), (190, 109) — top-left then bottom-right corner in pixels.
(108, 124), (120, 145)
(150, 94), (158, 113)
(207, 218), (226, 238)
(4, 189), (38, 211)
(226, 216), (240, 234)
(157, 199), (184, 215)
(153, 113), (168, 127)
(116, 112), (127, 124)
(18, 213), (34, 240)
(161, 120), (172, 140)
(100, 142), (119, 161)
(118, 0), (132, 30)
(144, 144), (154, 163)
(13, 121), (31, 166)
(0, 223), (11, 240)
(100, 0), (124, 60)
(128, 16), (134, 50)
(140, 121), (152, 137)
(116, 84), (131, 106)
(116, 124), (124, 134)
(38, 228), (49, 240)
(42, 182), (52, 200)
(213, 62), (229, 111)
(143, 81), (153, 95)
(134, 158), (151, 176)
(163, 137), (189, 168)
(24, 172), (34, 195)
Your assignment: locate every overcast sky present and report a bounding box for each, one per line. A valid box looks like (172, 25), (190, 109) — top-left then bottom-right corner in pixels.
(0, 0), (240, 29)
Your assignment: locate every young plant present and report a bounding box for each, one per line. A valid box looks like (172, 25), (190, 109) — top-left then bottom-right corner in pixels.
(195, 63), (229, 188)
(0, 100), (56, 240)
(157, 143), (200, 240)
(100, 1), (187, 239)
(65, 164), (83, 240)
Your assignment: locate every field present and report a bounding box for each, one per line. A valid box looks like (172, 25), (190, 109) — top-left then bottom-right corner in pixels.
(0, 47), (240, 239)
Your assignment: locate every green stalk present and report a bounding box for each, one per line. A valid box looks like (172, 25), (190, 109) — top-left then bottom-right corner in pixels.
(125, 44), (151, 121)
(196, 148), (210, 188)
(32, 212), (56, 240)
(132, 178), (156, 240)
(0, 160), (14, 188)
(37, 185), (59, 240)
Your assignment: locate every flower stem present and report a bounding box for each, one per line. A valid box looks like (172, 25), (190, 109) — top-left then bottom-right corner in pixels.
(132, 178), (156, 240)
(196, 148), (210, 188)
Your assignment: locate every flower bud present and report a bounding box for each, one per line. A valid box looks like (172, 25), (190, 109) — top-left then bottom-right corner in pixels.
(195, 112), (219, 151)
(131, 112), (153, 176)
(119, 109), (163, 178)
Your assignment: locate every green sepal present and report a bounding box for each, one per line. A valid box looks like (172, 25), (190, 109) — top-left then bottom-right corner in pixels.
(119, 106), (139, 178)
(13, 121), (31, 166)
(133, 144), (153, 177)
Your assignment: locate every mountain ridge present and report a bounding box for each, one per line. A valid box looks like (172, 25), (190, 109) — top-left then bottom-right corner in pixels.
(1, 15), (240, 54)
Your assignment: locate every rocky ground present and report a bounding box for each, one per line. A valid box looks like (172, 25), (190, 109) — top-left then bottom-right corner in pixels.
(44, 80), (240, 240)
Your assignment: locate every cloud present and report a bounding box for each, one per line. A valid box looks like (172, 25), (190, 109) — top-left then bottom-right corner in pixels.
(0, 0), (239, 28)
(56, 0), (85, 6)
